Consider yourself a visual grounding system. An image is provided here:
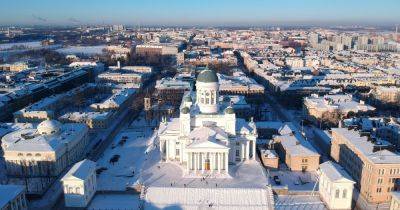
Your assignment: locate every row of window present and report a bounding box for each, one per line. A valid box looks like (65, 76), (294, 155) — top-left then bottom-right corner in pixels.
(17, 153), (41, 157)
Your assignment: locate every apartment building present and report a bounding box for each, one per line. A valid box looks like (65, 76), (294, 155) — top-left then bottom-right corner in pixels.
(331, 128), (400, 206)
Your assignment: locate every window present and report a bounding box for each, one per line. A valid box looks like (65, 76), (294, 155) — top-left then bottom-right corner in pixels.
(176, 149), (180, 156)
(343, 189), (347, 198)
(236, 150), (240, 157)
(236, 142), (240, 146)
(335, 189), (340, 198)
(302, 159), (308, 163)
(378, 169), (385, 175)
(75, 187), (80, 194)
(377, 187), (382, 193)
(377, 177), (383, 184)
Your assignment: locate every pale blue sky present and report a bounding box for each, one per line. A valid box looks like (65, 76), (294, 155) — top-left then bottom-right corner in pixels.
(1, 0), (399, 26)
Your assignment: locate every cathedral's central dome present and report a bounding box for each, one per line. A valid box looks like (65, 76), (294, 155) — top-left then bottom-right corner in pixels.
(197, 69), (218, 83)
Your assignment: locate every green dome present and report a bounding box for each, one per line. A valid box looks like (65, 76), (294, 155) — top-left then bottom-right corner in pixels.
(181, 107), (190, 114)
(225, 106), (235, 114)
(197, 69), (218, 83)
(183, 95), (192, 102)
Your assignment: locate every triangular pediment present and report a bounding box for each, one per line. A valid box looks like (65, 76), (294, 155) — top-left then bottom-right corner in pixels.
(187, 140), (229, 150)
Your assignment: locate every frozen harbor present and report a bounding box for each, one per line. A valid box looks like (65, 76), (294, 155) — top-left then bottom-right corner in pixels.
(56, 45), (106, 55)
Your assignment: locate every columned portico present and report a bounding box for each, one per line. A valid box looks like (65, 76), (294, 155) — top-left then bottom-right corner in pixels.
(186, 150), (229, 174)
(158, 67), (258, 178)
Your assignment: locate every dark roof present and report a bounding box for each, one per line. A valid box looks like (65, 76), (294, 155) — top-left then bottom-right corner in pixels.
(197, 69), (218, 83)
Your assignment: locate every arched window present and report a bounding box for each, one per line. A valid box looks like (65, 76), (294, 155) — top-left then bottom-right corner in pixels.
(335, 189), (340, 198)
(75, 187), (80, 194)
(26, 153), (32, 157)
(68, 187), (73, 194)
(35, 153), (41, 157)
(343, 189), (347, 198)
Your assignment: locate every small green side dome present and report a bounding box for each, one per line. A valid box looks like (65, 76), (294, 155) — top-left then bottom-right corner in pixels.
(183, 95), (192, 102)
(181, 107), (190, 114)
(225, 106), (235, 114)
(197, 69), (218, 83)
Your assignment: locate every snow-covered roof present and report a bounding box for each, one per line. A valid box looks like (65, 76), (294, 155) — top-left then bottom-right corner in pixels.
(304, 94), (375, 113)
(155, 77), (191, 90)
(0, 123), (34, 139)
(90, 88), (136, 110)
(319, 161), (354, 183)
(274, 123), (320, 157)
(2, 123), (88, 155)
(144, 187), (274, 210)
(62, 159), (96, 181)
(0, 185), (25, 208)
(332, 128), (400, 164)
(88, 194), (140, 210)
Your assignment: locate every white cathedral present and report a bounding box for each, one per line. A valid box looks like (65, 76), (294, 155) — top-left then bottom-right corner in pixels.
(158, 68), (257, 176)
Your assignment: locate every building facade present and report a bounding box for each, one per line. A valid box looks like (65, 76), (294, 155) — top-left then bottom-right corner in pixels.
(158, 68), (257, 176)
(0, 185), (27, 210)
(2, 120), (89, 195)
(62, 159), (96, 208)
(331, 128), (400, 206)
(319, 161), (355, 210)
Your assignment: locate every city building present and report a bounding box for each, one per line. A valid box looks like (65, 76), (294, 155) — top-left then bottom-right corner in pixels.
(0, 69), (91, 121)
(259, 149), (279, 170)
(61, 159), (96, 208)
(0, 185), (27, 210)
(218, 70), (264, 96)
(390, 192), (400, 210)
(304, 94), (375, 125)
(373, 86), (400, 104)
(331, 128), (400, 207)
(2, 120), (89, 195)
(158, 68), (257, 175)
(273, 123), (320, 172)
(318, 161), (355, 210)
(0, 62), (29, 72)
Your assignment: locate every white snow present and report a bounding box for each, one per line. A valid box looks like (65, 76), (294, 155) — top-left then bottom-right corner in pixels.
(56, 45), (106, 55)
(87, 194), (140, 210)
(275, 195), (327, 210)
(96, 125), (154, 191)
(144, 187), (274, 210)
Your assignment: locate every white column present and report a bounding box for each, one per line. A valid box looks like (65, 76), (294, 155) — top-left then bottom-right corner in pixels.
(224, 152), (228, 172)
(186, 152), (191, 171)
(180, 144), (183, 163)
(241, 143), (245, 160)
(194, 153), (198, 171)
(218, 152), (222, 173)
(252, 140), (256, 160)
(246, 141), (250, 160)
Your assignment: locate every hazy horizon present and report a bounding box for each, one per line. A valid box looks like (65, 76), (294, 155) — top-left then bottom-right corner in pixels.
(1, 0), (399, 27)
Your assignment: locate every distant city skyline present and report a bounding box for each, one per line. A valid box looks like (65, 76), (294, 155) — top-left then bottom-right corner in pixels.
(0, 0), (400, 26)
